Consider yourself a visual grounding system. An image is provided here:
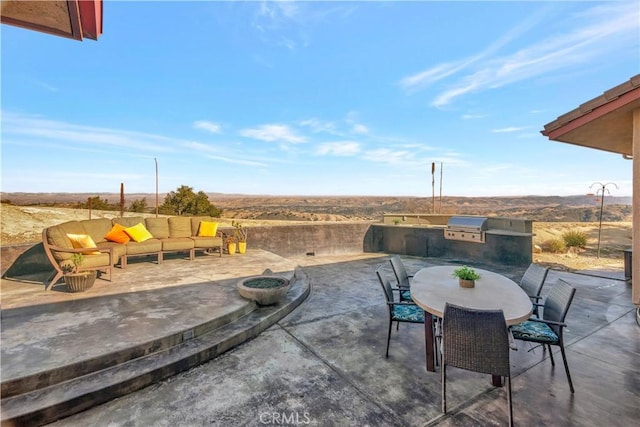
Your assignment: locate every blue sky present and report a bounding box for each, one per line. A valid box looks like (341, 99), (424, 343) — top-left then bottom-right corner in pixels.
(1, 1), (638, 197)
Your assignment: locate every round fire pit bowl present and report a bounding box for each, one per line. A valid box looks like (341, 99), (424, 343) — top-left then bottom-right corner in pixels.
(237, 275), (290, 306)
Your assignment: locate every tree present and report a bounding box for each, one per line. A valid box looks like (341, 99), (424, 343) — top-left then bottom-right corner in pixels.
(159, 185), (222, 217)
(581, 209), (593, 222)
(129, 198), (148, 213)
(78, 196), (114, 211)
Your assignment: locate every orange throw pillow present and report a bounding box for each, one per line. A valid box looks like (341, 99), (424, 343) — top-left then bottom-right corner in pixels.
(105, 223), (131, 244)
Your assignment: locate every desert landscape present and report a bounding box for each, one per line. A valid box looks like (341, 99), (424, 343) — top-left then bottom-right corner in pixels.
(0, 193), (633, 272)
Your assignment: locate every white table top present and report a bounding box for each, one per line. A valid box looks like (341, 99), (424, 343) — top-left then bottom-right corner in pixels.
(411, 266), (532, 325)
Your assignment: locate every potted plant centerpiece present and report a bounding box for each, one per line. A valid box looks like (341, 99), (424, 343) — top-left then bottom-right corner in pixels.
(232, 220), (247, 254)
(452, 266), (480, 288)
(225, 234), (237, 256)
(62, 253), (97, 292)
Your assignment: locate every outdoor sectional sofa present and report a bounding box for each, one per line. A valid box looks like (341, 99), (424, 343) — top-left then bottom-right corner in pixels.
(42, 216), (224, 290)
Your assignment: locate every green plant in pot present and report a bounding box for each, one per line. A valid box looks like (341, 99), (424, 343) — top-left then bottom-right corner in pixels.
(232, 220), (247, 254)
(452, 266), (480, 288)
(62, 253), (97, 292)
(225, 234), (237, 256)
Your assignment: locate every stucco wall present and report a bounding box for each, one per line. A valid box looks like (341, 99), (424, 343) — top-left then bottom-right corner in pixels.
(240, 223), (373, 258)
(364, 224), (532, 267)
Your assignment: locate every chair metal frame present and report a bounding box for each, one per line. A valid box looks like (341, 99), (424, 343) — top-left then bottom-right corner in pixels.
(520, 263), (549, 317)
(376, 265), (435, 359)
(389, 255), (414, 302)
(389, 255), (412, 289)
(511, 278), (577, 393)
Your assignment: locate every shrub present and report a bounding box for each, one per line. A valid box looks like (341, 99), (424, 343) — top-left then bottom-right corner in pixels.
(541, 238), (566, 254)
(160, 185), (222, 217)
(562, 230), (588, 248)
(129, 198), (148, 213)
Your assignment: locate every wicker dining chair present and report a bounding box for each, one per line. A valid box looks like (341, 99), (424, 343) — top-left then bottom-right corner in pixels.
(441, 303), (513, 427)
(389, 255), (413, 302)
(519, 263), (549, 317)
(510, 278), (577, 393)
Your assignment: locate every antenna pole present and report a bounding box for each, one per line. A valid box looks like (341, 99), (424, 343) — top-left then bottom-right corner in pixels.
(155, 158), (159, 218)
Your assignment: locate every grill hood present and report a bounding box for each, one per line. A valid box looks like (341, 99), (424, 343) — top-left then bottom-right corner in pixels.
(445, 216), (488, 243)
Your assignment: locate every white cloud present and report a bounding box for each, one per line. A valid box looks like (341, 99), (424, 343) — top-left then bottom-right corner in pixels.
(462, 114), (487, 120)
(400, 2), (639, 107)
(399, 6), (546, 93)
(239, 124), (307, 143)
(35, 80), (59, 92)
(205, 155), (268, 167)
(362, 148), (414, 165)
(299, 118), (338, 134)
(316, 141), (360, 156)
(258, 0), (300, 23)
(1, 111), (177, 153)
(193, 120), (222, 134)
(491, 127), (525, 133)
(345, 111), (370, 135)
(399, 61), (467, 92)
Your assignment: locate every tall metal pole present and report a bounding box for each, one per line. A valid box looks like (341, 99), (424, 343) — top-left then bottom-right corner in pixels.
(120, 182), (124, 218)
(431, 162), (435, 214)
(589, 181), (618, 258)
(155, 158), (159, 218)
(439, 162), (443, 213)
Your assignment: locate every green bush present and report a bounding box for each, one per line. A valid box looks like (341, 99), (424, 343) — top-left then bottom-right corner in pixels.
(542, 238), (566, 253)
(160, 185), (222, 217)
(562, 230), (588, 248)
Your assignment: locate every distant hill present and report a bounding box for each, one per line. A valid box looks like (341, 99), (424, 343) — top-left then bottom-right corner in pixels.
(0, 192), (633, 222)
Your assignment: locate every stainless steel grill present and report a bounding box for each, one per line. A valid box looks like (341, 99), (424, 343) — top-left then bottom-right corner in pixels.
(444, 216), (487, 243)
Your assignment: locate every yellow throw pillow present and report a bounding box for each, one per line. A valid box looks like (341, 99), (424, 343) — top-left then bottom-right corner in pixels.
(66, 233), (101, 255)
(124, 223), (154, 242)
(105, 223), (131, 244)
(197, 221), (219, 237)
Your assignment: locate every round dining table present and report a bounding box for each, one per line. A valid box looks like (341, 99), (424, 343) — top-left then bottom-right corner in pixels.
(410, 265), (533, 383)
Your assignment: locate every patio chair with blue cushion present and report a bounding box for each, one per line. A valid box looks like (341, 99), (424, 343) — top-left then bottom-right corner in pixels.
(441, 303), (513, 427)
(519, 263), (549, 317)
(510, 278), (576, 393)
(389, 255), (413, 302)
(376, 265), (426, 358)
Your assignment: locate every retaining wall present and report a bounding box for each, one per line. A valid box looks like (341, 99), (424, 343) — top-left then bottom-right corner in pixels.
(2, 221), (533, 279)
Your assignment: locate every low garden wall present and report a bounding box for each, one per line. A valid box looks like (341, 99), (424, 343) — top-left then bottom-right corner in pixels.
(1, 221), (533, 278)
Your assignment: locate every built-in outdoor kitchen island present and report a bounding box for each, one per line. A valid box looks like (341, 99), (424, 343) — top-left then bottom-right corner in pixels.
(365, 214), (533, 267)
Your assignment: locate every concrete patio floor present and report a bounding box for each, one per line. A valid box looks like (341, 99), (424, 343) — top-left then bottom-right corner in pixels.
(1, 250), (638, 426)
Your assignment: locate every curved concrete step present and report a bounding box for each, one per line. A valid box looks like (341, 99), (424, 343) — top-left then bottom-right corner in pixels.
(0, 269), (310, 427)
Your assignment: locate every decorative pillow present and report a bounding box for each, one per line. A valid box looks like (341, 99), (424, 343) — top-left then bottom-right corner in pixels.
(66, 233), (101, 255)
(124, 222), (154, 242)
(105, 223), (131, 244)
(197, 221), (219, 237)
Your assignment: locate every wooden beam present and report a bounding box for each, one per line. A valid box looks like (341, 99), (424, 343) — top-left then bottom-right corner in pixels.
(632, 109), (640, 306)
